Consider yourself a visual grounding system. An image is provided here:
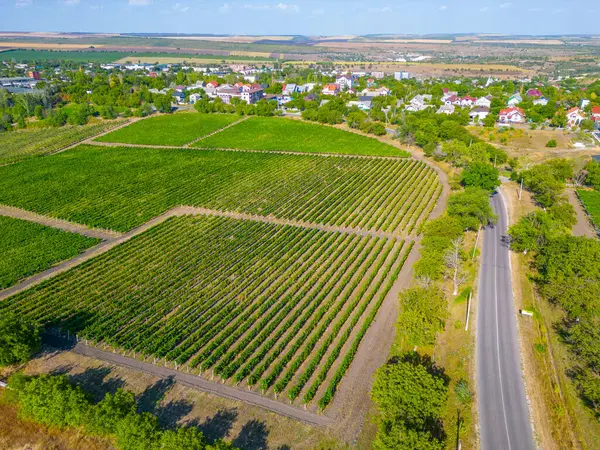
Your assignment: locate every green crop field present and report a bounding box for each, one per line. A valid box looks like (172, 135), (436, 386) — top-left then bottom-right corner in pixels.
(0, 145), (439, 233)
(196, 116), (409, 157)
(0, 216), (99, 290)
(0, 120), (126, 165)
(96, 113), (241, 146)
(0, 215), (411, 409)
(578, 190), (600, 231)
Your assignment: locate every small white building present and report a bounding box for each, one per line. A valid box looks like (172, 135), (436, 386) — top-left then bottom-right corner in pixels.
(436, 104), (455, 115)
(469, 106), (490, 122)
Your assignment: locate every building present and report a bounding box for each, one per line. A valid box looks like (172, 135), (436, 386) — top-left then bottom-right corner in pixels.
(360, 86), (390, 97)
(507, 93), (523, 106)
(371, 71), (385, 79)
(591, 106), (600, 120)
(476, 96), (492, 108)
(322, 84), (340, 96)
(526, 88), (543, 98)
(394, 71), (411, 81)
(566, 107), (586, 127)
(189, 93), (202, 104)
(533, 97), (549, 106)
(282, 83), (298, 95)
(410, 94), (432, 107)
(436, 104), (455, 115)
(335, 75), (354, 90)
(498, 106), (525, 124)
(461, 96), (477, 107)
(27, 71), (41, 80)
(240, 84), (264, 104)
(469, 106), (490, 122)
(172, 91), (185, 104)
(357, 96), (373, 110)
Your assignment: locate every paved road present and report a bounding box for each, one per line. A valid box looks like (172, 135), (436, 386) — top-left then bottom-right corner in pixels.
(477, 192), (535, 450)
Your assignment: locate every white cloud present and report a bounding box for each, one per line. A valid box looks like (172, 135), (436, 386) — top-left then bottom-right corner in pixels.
(439, 5), (448, 11)
(368, 6), (392, 13)
(499, 2), (512, 8)
(64, 0), (80, 5)
(172, 2), (189, 12)
(218, 3), (231, 13)
(15, 0), (32, 8)
(243, 3), (271, 10)
(276, 3), (299, 12)
(128, 0), (151, 6)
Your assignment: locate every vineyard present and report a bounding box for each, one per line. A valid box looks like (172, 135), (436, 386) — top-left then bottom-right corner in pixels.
(1, 215), (411, 409)
(0, 216), (99, 290)
(577, 190), (600, 231)
(196, 116), (409, 157)
(0, 145), (440, 233)
(0, 120), (126, 165)
(95, 113), (241, 146)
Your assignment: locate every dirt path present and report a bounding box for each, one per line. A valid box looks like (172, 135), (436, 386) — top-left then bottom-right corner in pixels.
(68, 342), (331, 427)
(566, 188), (597, 238)
(174, 206), (408, 240)
(0, 204), (121, 240)
(185, 116), (249, 146)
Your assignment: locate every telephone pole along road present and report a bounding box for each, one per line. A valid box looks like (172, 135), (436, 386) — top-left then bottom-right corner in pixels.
(476, 192), (535, 450)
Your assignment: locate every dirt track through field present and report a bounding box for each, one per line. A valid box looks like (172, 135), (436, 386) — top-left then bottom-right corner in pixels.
(0, 204), (121, 240)
(566, 188), (597, 238)
(184, 115), (250, 146)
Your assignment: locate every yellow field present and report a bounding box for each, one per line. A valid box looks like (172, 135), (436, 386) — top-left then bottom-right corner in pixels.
(0, 42), (105, 49)
(161, 35), (294, 43)
(230, 51), (273, 58)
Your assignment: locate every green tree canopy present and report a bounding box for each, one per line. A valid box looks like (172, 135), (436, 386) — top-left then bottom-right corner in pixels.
(0, 313), (41, 366)
(447, 188), (496, 230)
(461, 162), (500, 192)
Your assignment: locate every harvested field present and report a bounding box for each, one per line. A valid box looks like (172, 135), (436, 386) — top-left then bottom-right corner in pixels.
(0, 215), (99, 290)
(96, 113), (241, 146)
(1, 215), (410, 409)
(196, 116), (409, 157)
(0, 145), (438, 233)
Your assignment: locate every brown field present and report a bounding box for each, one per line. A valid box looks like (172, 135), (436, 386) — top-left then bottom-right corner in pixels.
(161, 35), (294, 43)
(0, 42), (105, 50)
(229, 51), (273, 58)
(477, 39), (565, 45)
(115, 56), (274, 65)
(367, 39), (453, 44)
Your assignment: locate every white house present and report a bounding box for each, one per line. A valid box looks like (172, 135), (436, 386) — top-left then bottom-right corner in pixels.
(469, 106), (490, 122)
(436, 104), (455, 115)
(410, 94), (432, 107)
(361, 86), (390, 97)
(189, 93), (202, 104)
(282, 83), (298, 95)
(394, 71), (410, 80)
(533, 97), (549, 106)
(336, 75), (354, 90)
(498, 107), (525, 124)
(566, 107), (586, 127)
(461, 96), (477, 108)
(371, 71), (385, 79)
(475, 96), (492, 108)
(507, 93), (523, 106)
(322, 84), (340, 96)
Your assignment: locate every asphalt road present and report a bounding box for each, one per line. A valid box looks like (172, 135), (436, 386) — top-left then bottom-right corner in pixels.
(477, 192), (535, 450)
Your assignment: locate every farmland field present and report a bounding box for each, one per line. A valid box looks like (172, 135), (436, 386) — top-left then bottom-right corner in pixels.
(96, 113), (241, 146)
(0, 145), (439, 233)
(577, 190), (600, 230)
(0, 215), (411, 408)
(0, 216), (99, 290)
(196, 116), (409, 157)
(0, 120), (126, 165)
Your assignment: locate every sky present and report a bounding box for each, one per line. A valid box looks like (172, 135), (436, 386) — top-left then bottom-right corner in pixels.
(1, 0), (597, 36)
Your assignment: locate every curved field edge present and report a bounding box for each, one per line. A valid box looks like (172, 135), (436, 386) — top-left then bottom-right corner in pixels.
(576, 190), (600, 233)
(0, 144), (435, 233)
(0, 215), (100, 290)
(94, 113), (242, 146)
(1, 215), (412, 409)
(194, 116), (410, 157)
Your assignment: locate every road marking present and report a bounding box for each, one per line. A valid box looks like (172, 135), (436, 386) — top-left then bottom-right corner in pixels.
(494, 199), (512, 450)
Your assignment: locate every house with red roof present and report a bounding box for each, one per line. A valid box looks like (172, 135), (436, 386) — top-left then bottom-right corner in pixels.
(566, 107), (586, 127)
(461, 96), (477, 107)
(498, 106), (525, 124)
(591, 106), (600, 119)
(322, 84), (340, 96)
(207, 81), (219, 88)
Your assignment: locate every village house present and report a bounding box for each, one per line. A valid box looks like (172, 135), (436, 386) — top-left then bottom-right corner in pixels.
(322, 84), (340, 96)
(469, 106), (490, 122)
(361, 86), (390, 97)
(371, 71), (385, 79)
(240, 84), (264, 104)
(507, 93), (523, 106)
(411, 94), (432, 107)
(498, 106), (525, 124)
(188, 93), (202, 104)
(282, 83), (298, 95)
(566, 107), (586, 127)
(336, 75), (354, 90)
(461, 96), (477, 107)
(526, 88), (543, 98)
(533, 97), (549, 106)
(475, 96), (492, 108)
(436, 104), (455, 115)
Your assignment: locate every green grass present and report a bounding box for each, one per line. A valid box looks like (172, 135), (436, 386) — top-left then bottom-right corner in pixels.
(196, 117), (409, 157)
(577, 190), (600, 231)
(0, 144), (437, 233)
(0, 120), (126, 165)
(96, 113), (241, 146)
(0, 216), (99, 289)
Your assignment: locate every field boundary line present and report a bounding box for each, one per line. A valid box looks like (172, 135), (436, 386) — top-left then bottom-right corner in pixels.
(67, 341), (332, 427)
(173, 206), (408, 240)
(0, 204), (121, 240)
(184, 115), (250, 147)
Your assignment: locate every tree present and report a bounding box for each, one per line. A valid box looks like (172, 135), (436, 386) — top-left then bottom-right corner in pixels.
(153, 94), (172, 114)
(551, 111), (567, 128)
(397, 287), (448, 347)
(373, 421), (444, 450)
(584, 160), (600, 190)
(0, 313), (41, 366)
(88, 389), (137, 435)
(447, 188), (496, 230)
(521, 163), (565, 207)
(115, 412), (160, 450)
(508, 211), (564, 254)
(68, 103), (94, 126)
(158, 426), (207, 450)
(461, 163), (500, 192)
(444, 238), (468, 295)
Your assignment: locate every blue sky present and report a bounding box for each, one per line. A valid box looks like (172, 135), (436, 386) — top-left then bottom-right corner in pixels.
(1, 0), (596, 36)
